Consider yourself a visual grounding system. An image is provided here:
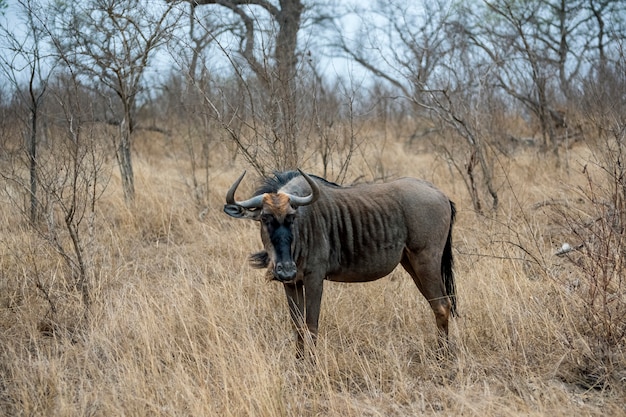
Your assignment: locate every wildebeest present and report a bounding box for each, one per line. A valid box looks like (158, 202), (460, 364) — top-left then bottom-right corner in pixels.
(224, 170), (456, 356)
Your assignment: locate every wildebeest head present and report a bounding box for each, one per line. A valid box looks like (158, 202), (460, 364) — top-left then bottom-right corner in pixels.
(224, 170), (319, 282)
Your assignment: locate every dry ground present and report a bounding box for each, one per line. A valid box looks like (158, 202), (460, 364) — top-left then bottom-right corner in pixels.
(1, 133), (625, 416)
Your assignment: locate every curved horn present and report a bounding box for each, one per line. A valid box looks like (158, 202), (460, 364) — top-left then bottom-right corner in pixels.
(226, 171), (246, 204)
(287, 170), (320, 207)
(236, 194), (265, 209)
(225, 170), (265, 209)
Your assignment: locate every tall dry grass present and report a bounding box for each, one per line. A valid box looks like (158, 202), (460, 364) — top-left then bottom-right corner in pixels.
(1, 131), (625, 416)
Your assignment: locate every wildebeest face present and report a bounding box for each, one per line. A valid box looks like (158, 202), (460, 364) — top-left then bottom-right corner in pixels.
(259, 194), (298, 282)
(224, 170), (319, 282)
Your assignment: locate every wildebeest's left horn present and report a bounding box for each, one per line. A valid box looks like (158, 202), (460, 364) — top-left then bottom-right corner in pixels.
(287, 170), (320, 207)
(225, 170), (264, 208)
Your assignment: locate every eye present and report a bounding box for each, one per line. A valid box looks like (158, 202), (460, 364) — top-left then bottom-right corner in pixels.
(261, 214), (273, 225)
(284, 214), (296, 226)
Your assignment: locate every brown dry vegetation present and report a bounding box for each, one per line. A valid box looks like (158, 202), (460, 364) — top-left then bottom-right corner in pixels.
(1, 128), (625, 416)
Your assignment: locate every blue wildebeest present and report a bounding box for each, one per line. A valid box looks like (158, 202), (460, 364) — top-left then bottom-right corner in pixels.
(224, 170), (456, 356)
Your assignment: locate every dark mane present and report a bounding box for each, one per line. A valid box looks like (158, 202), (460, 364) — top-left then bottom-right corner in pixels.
(254, 170), (341, 196)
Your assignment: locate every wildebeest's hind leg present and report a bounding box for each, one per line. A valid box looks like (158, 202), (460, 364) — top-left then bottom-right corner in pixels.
(401, 250), (452, 353)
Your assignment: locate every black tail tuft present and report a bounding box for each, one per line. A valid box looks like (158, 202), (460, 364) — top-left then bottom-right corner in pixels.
(442, 200), (457, 317)
(249, 250), (270, 269)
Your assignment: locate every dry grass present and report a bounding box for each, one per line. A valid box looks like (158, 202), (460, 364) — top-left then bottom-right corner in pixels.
(1, 132), (625, 416)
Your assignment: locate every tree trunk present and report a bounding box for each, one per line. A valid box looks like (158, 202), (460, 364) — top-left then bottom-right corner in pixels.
(28, 109), (38, 223)
(117, 116), (135, 202)
(274, 0), (303, 170)
(190, 0), (304, 170)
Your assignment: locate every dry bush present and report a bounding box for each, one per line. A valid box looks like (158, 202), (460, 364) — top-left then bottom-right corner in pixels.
(1, 128), (625, 416)
(0, 118), (110, 336)
(537, 133), (626, 390)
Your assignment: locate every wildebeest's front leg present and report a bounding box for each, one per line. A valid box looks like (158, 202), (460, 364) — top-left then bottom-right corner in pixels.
(283, 278), (324, 358)
(283, 281), (306, 357)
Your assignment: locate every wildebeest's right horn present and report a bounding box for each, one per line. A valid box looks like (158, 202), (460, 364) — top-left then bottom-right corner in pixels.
(225, 171), (246, 204)
(288, 170), (320, 207)
(225, 171), (264, 208)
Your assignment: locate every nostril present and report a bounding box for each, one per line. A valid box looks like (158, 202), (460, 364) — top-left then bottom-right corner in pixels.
(275, 262), (297, 280)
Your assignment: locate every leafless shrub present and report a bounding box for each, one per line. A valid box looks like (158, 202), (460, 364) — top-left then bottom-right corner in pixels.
(0, 72), (109, 334)
(545, 88), (626, 389)
(306, 74), (364, 183)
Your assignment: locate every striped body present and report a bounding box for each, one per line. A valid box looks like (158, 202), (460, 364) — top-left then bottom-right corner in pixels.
(224, 170), (456, 357)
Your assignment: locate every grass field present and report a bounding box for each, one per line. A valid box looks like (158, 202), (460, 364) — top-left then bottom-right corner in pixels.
(1, 131), (625, 416)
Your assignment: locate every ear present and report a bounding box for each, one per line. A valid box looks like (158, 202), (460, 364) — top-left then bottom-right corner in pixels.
(223, 204), (262, 220)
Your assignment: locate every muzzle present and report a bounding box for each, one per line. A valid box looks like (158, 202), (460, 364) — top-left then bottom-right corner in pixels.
(273, 261), (297, 282)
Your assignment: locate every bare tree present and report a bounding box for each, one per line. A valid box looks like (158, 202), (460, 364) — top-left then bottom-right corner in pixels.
(459, 0), (626, 154)
(162, 5), (234, 206)
(306, 72), (362, 183)
(461, 0), (572, 154)
(1, 1), (110, 324)
(335, 0), (499, 213)
(51, 0), (179, 202)
(2, 71), (109, 325)
(335, 0), (451, 116)
(38, 72), (109, 314)
(0, 0), (55, 223)
(180, 0), (305, 171)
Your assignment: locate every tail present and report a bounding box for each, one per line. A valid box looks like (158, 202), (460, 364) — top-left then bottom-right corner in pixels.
(249, 250), (270, 269)
(441, 200), (457, 317)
